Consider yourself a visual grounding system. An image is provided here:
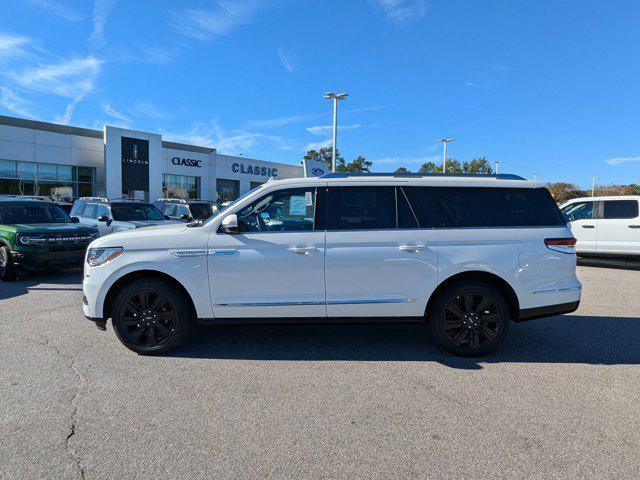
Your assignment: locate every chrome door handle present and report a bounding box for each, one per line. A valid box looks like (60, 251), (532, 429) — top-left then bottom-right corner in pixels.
(288, 247), (317, 255)
(398, 245), (426, 252)
(629, 225), (640, 229)
(581, 225), (595, 229)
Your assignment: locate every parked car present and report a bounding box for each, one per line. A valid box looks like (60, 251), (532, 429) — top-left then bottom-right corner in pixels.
(153, 198), (220, 223)
(560, 195), (640, 257)
(82, 173), (581, 356)
(0, 198), (97, 281)
(71, 197), (180, 237)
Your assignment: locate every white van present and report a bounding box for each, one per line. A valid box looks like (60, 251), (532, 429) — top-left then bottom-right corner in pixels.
(560, 195), (640, 256)
(82, 173), (581, 356)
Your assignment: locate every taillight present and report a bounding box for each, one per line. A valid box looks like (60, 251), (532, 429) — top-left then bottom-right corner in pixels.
(544, 237), (577, 254)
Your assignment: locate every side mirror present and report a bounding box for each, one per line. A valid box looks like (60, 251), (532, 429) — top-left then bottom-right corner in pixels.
(180, 214), (191, 221)
(220, 214), (239, 233)
(98, 215), (109, 223)
(71, 216), (79, 223)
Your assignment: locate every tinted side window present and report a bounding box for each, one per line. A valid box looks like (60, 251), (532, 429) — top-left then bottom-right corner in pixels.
(327, 186), (395, 230)
(561, 201), (594, 222)
(397, 187), (419, 228)
(237, 187), (316, 232)
(403, 187), (452, 228)
(602, 200), (639, 219)
(70, 201), (85, 217)
(434, 187), (564, 227)
(83, 204), (98, 219)
(96, 204), (110, 219)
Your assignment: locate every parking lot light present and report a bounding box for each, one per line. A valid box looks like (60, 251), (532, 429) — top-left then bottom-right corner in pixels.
(324, 92), (349, 172)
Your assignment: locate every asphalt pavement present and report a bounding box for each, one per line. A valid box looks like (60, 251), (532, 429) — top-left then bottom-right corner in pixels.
(1, 260), (639, 479)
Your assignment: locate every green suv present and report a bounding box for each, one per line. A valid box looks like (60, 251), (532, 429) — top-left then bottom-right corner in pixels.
(0, 199), (98, 281)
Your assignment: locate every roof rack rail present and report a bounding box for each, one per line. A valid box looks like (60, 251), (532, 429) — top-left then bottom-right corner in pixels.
(320, 172), (526, 180)
(79, 196), (109, 202)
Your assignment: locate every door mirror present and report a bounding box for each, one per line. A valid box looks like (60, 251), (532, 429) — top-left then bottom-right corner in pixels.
(180, 213), (191, 221)
(71, 216), (79, 223)
(221, 214), (239, 233)
(97, 215), (109, 223)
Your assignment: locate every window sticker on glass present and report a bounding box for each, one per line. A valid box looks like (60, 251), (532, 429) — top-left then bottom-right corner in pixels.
(289, 195), (307, 215)
(305, 191), (313, 207)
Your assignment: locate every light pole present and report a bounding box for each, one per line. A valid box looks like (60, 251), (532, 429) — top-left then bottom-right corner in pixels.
(324, 92), (349, 172)
(533, 172), (540, 181)
(494, 160), (504, 175)
(436, 138), (454, 173)
(592, 176), (597, 197)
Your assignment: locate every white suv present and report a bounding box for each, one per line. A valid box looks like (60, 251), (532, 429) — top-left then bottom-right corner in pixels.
(560, 195), (640, 257)
(82, 173), (581, 356)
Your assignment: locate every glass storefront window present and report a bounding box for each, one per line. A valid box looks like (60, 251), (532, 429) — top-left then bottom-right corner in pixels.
(38, 163), (58, 181)
(216, 179), (239, 202)
(0, 160), (95, 199)
(162, 174), (200, 200)
(0, 160), (16, 178)
(17, 162), (36, 180)
(250, 181), (263, 190)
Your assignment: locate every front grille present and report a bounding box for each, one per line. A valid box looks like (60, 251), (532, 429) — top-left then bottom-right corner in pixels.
(27, 234), (93, 244)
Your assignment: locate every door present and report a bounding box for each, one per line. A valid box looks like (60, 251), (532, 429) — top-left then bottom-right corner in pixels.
(560, 200), (596, 253)
(324, 185), (438, 318)
(596, 199), (640, 255)
(209, 186), (326, 318)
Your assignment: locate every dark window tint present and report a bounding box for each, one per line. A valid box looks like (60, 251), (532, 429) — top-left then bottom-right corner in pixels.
(403, 187), (451, 228)
(603, 200), (639, 219)
(433, 187), (563, 227)
(111, 203), (165, 221)
(0, 203), (71, 224)
(561, 201), (594, 222)
(190, 203), (217, 220)
(397, 188), (419, 228)
(327, 186), (395, 230)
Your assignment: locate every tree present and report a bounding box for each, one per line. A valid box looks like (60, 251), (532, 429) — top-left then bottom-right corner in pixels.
(418, 158), (463, 173)
(463, 157), (493, 174)
(418, 161), (439, 173)
(303, 147), (344, 168)
(547, 183), (585, 203)
(337, 155), (372, 173)
(394, 167), (410, 173)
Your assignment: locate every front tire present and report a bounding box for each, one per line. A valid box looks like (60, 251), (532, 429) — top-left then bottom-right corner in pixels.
(429, 281), (510, 356)
(0, 246), (17, 281)
(111, 277), (194, 354)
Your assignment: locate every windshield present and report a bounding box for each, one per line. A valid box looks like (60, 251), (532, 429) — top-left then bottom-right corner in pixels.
(190, 203), (218, 220)
(0, 203), (72, 224)
(111, 203), (165, 221)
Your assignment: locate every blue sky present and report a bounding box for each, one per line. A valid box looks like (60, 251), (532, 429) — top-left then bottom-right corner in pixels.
(1, 0), (639, 187)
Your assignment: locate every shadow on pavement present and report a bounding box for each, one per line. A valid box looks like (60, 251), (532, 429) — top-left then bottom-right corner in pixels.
(169, 314), (640, 369)
(578, 256), (640, 271)
(0, 270), (83, 302)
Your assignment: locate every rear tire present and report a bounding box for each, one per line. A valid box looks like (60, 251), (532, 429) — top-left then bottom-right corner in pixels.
(0, 246), (17, 281)
(111, 277), (194, 355)
(429, 281), (510, 356)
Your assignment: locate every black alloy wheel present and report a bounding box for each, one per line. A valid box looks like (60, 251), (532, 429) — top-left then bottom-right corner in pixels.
(111, 277), (194, 354)
(430, 282), (510, 356)
(0, 246), (17, 281)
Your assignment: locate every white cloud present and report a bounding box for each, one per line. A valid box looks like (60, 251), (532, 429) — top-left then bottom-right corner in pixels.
(9, 56), (103, 98)
(102, 102), (131, 124)
(371, 0), (427, 26)
(161, 120), (296, 155)
(344, 105), (387, 114)
(89, 0), (118, 49)
(605, 156), (640, 166)
(277, 47), (296, 73)
(465, 81), (490, 89)
(132, 102), (170, 120)
(304, 139), (333, 151)
(0, 32), (31, 59)
(23, 0), (84, 21)
(0, 87), (36, 118)
(375, 154), (440, 166)
(306, 124), (361, 136)
(244, 113), (320, 129)
(172, 0), (265, 41)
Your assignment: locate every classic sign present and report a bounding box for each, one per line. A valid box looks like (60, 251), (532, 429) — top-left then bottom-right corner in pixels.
(231, 163), (278, 177)
(171, 157), (202, 168)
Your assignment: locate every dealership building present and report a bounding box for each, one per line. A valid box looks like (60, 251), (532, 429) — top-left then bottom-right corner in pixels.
(0, 115), (303, 203)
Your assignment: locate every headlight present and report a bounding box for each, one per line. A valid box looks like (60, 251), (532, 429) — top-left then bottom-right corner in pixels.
(17, 234), (45, 245)
(86, 247), (124, 267)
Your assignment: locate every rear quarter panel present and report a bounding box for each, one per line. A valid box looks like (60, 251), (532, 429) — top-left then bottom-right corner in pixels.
(435, 226), (580, 310)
